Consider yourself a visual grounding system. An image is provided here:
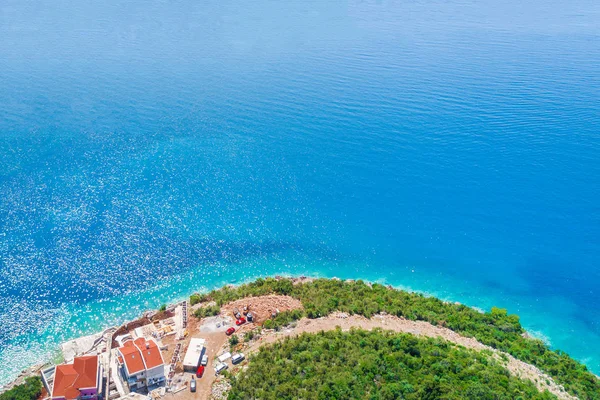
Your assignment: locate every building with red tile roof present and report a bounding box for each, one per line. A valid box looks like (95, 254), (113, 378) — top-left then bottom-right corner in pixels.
(118, 341), (145, 375)
(51, 355), (101, 400)
(116, 338), (165, 390)
(133, 338), (163, 370)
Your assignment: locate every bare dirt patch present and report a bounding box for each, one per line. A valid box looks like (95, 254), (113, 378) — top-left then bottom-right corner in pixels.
(290, 276), (315, 285)
(166, 296), (302, 400)
(220, 295), (303, 325)
(166, 319), (230, 400)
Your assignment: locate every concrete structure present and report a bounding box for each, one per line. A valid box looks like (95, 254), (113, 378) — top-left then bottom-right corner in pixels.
(40, 365), (55, 397)
(117, 338), (165, 392)
(114, 334), (133, 348)
(50, 355), (102, 400)
(182, 338), (205, 372)
(133, 324), (158, 340)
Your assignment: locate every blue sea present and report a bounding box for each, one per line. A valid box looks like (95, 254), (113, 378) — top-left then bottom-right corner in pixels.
(1, 0), (599, 385)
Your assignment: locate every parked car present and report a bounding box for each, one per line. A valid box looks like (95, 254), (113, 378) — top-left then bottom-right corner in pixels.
(190, 379), (196, 392)
(235, 317), (246, 326)
(196, 365), (205, 378)
(246, 312), (254, 322)
(201, 354), (208, 366)
(226, 327), (235, 336)
(231, 353), (245, 364)
(215, 362), (228, 374)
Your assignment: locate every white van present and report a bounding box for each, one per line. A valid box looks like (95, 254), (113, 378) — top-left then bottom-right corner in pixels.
(215, 362), (228, 374)
(231, 353), (245, 364)
(218, 352), (231, 362)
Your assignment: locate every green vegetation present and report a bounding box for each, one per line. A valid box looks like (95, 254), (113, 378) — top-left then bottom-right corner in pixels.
(262, 309), (304, 331)
(228, 329), (555, 400)
(0, 377), (42, 400)
(159, 304), (167, 312)
(244, 329), (257, 342)
(190, 293), (210, 306)
(229, 334), (240, 346)
(192, 277), (600, 399)
(193, 304), (220, 318)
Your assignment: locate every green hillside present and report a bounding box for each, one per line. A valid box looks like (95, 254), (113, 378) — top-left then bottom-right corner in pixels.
(193, 277), (599, 399)
(228, 329), (555, 399)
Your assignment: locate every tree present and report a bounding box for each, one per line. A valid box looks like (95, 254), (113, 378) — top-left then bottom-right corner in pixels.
(0, 377), (42, 400)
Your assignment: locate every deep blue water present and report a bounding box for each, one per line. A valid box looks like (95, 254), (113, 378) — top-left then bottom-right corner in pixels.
(1, 0), (599, 385)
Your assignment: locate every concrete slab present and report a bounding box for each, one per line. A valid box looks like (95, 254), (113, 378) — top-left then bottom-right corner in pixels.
(198, 316), (233, 334)
(61, 332), (102, 362)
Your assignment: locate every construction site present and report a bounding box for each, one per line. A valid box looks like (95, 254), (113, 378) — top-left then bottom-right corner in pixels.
(33, 293), (303, 400)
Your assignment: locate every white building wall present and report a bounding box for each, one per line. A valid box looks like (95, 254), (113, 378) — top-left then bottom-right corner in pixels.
(146, 365), (166, 386)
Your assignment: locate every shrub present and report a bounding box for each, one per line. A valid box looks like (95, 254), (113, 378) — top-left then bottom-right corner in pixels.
(244, 330), (256, 342)
(190, 294), (201, 306)
(190, 293), (211, 306)
(228, 330), (556, 400)
(194, 305), (220, 318)
(261, 309), (304, 331)
(0, 377), (42, 400)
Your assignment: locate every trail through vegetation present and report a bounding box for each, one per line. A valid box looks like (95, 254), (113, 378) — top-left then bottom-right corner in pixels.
(229, 329), (556, 400)
(194, 277), (599, 399)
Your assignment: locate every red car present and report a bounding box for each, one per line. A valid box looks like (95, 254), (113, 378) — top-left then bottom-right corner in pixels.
(235, 317), (246, 326)
(196, 365), (205, 378)
(226, 327), (235, 336)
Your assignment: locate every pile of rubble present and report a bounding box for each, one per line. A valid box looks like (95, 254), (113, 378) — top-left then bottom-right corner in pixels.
(210, 377), (232, 400)
(221, 295), (302, 324)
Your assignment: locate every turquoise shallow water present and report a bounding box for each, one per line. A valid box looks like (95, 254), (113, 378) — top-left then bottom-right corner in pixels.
(1, 0), (600, 385)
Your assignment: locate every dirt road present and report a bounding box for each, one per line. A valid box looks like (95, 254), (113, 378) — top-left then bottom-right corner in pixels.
(246, 312), (575, 400)
(174, 296), (575, 400)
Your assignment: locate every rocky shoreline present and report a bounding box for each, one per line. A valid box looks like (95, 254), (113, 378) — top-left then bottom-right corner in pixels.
(2, 275), (598, 399)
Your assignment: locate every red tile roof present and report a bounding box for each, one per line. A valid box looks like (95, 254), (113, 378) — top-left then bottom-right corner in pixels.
(52, 355), (98, 400)
(118, 337), (164, 375)
(118, 341), (145, 375)
(134, 338), (164, 370)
